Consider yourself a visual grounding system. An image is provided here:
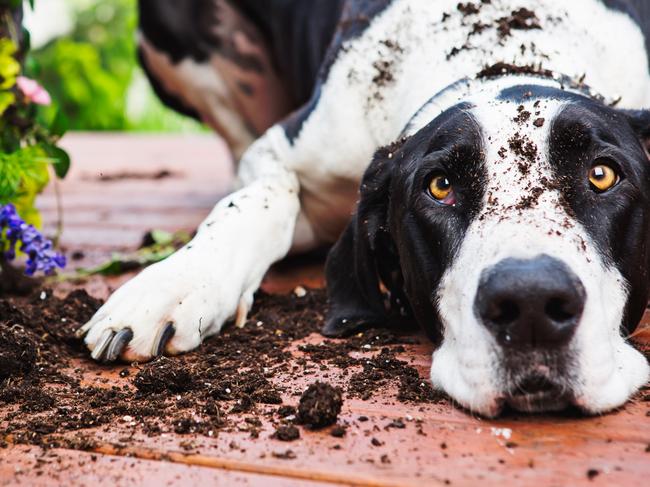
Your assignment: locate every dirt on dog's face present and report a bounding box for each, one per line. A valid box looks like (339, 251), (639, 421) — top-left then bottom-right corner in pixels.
(325, 79), (650, 417)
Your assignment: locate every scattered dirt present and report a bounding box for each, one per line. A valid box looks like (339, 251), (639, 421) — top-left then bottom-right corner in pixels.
(445, 3), (544, 61)
(587, 468), (600, 480)
(515, 186), (544, 211)
(272, 424), (300, 441)
(297, 382), (343, 429)
(456, 0), (492, 18)
(513, 105), (532, 124)
(330, 424), (347, 437)
(457, 2), (481, 16)
(469, 21), (490, 36)
(508, 132), (538, 165)
(476, 62), (554, 80)
(0, 286), (446, 452)
(0, 326), (37, 381)
(365, 35), (403, 107)
(133, 357), (193, 394)
(92, 169), (176, 182)
(496, 8), (541, 39)
(372, 59), (395, 87)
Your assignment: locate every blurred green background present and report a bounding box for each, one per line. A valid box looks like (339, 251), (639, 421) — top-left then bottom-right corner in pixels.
(24, 0), (204, 132)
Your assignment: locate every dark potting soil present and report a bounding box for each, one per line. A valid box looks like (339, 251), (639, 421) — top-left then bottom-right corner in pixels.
(476, 62), (554, 80)
(0, 286), (446, 451)
(272, 424), (300, 441)
(297, 382), (343, 429)
(94, 169), (175, 182)
(496, 8), (541, 39)
(0, 326), (37, 381)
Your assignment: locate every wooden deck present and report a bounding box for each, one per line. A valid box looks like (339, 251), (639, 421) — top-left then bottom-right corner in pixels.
(1, 133), (649, 486)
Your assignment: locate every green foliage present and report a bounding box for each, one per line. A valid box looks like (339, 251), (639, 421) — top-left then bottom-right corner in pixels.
(0, 2), (69, 230)
(28, 0), (205, 132)
(29, 0), (136, 130)
(73, 229), (192, 277)
(0, 145), (50, 227)
(0, 38), (19, 115)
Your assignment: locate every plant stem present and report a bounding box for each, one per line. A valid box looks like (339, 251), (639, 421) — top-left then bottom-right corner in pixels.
(51, 167), (64, 246)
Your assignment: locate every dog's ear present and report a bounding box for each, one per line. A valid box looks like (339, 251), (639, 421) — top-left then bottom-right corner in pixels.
(622, 109), (650, 154)
(323, 145), (404, 337)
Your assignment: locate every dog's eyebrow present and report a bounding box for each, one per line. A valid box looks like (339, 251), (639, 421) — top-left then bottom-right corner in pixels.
(423, 106), (482, 155)
(457, 105), (483, 138)
(552, 106), (623, 148)
(422, 146), (455, 160)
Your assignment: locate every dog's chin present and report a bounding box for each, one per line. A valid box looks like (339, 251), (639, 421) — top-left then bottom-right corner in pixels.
(473, 385), (573, 416)
(449, 387), (573, 417)
(504, 389), (571, 414)
(501, 365), (576, 414)
(430, 337), (650, 417)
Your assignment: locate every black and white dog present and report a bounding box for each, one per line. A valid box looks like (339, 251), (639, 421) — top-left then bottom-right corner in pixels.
(79, 0), (650, 417)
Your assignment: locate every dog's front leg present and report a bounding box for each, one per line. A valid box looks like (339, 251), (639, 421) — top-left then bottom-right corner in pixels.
(80, 127), (300, 362)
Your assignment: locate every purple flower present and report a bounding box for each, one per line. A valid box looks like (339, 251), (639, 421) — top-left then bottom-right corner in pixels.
(0, 203), (66, 276)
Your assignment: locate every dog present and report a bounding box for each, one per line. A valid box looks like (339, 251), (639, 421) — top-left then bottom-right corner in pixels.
(78, 0), (650, 417)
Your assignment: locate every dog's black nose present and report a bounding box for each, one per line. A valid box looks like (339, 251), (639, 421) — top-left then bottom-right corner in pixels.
(475, 255), (585, 348)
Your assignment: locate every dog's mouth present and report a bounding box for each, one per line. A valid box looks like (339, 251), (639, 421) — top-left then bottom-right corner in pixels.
(504, 374), (571, 413)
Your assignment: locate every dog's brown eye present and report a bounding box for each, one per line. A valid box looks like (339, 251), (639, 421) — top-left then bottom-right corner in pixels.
(428, 174), (454, 203)
(589, 163), (619, 193)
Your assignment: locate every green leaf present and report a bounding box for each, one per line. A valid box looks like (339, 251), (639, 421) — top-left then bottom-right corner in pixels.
(0, 146), (51, 228)
(0, 91), (15, 116)
(76, 248), (176, 277)
(149, 229), (174, 246)
(49, 109), (69, 138)
(22, 27), (31, 52)
(0, 39), (19, 89)
(78, 254), (143, 277)
(0, 152), (23, 201)
(0, 145), (51, 201)
(71, 230), (192, 277)
(44, 144), (70, 178)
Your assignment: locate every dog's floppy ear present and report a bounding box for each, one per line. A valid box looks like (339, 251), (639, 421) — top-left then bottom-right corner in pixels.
(323, 145), (405, 337)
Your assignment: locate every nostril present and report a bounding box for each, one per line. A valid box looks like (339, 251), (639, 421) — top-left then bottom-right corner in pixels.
(490, 299), (520, 325)
(545, 297), (576, 322)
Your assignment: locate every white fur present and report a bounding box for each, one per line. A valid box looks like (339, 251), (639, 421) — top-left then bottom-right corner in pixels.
(85, 0), (650, 412)
(84, 128), (300, 360)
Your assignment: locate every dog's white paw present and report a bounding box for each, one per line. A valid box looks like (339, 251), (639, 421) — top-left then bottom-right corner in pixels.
(78, 249), (254, 362)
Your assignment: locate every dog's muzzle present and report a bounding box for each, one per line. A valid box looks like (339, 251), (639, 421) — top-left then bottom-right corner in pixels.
(474, 255), (586, 349)
(473, 255), (587, 411)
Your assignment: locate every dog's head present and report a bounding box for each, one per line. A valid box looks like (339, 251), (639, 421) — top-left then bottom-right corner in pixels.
(325, 76), (650, 416)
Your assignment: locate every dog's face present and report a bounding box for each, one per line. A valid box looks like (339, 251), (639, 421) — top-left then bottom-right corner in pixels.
(325, 78), (650, 416)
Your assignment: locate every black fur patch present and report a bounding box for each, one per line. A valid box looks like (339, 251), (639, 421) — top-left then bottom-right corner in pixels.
(234, 0), (347, 107)
(548, 94), (650, 334)
(325, 103), (486, 343)
(138, 0), (221, 64)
